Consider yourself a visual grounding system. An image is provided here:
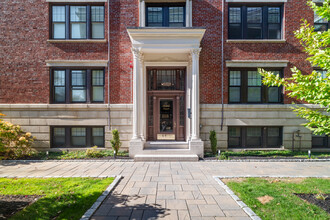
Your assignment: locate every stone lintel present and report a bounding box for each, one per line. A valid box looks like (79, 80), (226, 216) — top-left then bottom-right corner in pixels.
(46, 0), (106, 2)
(226, 0), (287, 2)
(46, 60), (108, 67)
(226, 60), (289, 68)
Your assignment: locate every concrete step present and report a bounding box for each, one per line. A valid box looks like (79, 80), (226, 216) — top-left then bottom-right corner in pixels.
(139, 149), (193, 155)
(134, 154), (199, 162)
(145, 141), (189, 149)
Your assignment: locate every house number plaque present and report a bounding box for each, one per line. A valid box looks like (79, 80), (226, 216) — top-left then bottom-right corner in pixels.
(157, 134), (175, 140)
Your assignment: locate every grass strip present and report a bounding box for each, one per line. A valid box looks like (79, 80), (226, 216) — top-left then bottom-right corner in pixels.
(0, 177), (114, 220)
(226, 177), (330, 220)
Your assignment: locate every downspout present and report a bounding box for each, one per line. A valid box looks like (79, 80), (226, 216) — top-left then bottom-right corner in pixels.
(220, 0), (224, 130)
(107, 0), (111, 130)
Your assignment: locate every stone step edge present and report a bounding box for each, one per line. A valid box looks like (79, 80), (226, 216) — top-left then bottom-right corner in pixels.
(135, 154), (198, 158)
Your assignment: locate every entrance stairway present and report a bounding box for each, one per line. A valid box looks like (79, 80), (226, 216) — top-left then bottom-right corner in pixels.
(134, 142), (199, 162)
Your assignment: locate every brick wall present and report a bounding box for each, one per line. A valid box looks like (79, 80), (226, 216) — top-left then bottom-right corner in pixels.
(0, 0), (313, 105)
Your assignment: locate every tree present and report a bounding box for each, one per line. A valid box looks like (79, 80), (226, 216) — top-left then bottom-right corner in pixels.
(259, 0), (330, 135)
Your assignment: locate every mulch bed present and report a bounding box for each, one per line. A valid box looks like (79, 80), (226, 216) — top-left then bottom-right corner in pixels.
(295, 193), (330, 214)
(0, 195), (43, 219)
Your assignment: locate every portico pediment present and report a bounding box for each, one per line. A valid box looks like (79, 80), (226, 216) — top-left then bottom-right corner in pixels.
(127, 27), (206, 53)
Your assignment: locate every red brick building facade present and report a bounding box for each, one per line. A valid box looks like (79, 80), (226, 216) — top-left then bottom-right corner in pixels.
(0, 0), (326, 160)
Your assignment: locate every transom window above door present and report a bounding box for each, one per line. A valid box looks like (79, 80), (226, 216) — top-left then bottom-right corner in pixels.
(146, 3), (185, 27)
(148, 68), (185, 91)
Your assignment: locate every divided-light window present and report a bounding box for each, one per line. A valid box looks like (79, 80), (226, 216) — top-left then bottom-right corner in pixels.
(52, 126), (104, 148)
(312, 134), (330, 148)
(52, 68), (105, 103)
(314, 6), (329, 32)
(228, 127), (283, 148)
(146, 3), (185, 27)
(229, 6), (282, 39)
(229, 69), (283, 104)
(51, 5), (104, 39)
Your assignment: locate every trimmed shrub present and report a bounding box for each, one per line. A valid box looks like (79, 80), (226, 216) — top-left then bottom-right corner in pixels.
(110, 129), (121, 157)
(86, 146), (103, 158)
(209, 130), (217, 155)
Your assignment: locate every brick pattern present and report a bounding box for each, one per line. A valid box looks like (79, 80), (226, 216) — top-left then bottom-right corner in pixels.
(0, 0), (313, 105)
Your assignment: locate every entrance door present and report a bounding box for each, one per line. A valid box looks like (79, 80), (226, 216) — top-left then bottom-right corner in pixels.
(158, 99), (175, 140)
(147, 68), (186, 141)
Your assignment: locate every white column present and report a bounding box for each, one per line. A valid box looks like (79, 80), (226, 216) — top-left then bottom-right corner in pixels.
(139, 54), (145, 139)
(186, 0), (190, 27)
(187, 55), (192, 141)
(190, 48), (201, 140)
(131, 47), (143, 140)
(189, 0), (192, 27)
(140, 0), (146, 27)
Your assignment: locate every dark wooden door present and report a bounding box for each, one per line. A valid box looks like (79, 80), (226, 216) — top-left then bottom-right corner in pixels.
(147, 68), (186, 141)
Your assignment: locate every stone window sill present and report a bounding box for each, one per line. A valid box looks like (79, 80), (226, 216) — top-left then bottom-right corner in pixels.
(226, 39), (287, 44)
(47, 39), (107, 44)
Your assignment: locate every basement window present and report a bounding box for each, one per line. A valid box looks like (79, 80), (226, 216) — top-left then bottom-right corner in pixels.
(228, 127), (283, 148)
(51, 127), (104, 148)
(312, 134), (330, 148)
(51, 4), (104, 39)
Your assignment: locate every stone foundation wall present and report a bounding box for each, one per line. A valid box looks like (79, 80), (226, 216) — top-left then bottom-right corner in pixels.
(0, 104), (133, 150)
(200, 104), (314, 151)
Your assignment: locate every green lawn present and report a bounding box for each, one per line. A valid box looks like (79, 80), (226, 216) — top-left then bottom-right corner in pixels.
(0, 177), (114, 220)
(226, 178), (330, 220)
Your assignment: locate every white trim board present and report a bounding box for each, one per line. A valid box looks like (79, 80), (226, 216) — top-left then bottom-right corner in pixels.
(226, 60), (289, 68)
(226, 0), (287, 2)
(46, 0), (107, 2)
(46, 60), (108, 67)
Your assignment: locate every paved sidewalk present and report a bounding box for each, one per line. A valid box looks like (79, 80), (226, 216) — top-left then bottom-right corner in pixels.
(0, 161), (329, 220)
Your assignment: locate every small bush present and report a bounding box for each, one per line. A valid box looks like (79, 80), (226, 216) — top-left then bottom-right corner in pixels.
(86, 146), (103, 158)
(0, 114), (35, 159)
(110, 129), (121, 157)
(209, 130), (217, 155)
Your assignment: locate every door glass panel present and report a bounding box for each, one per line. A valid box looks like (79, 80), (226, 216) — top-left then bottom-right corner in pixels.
(148, 96), (153, 126)
(180, 96), (185, 126)
(160, 100), (173, 133)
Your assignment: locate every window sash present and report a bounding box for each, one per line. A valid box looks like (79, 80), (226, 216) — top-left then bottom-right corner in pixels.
(51, 4), (105, 40)
(228, 127), (282, 148)
(51, 68), (104, 104)
(146, 4), (185, 27)
(312, 134), (330, 148)
(228, 69), (283, 104)
(92, 70), (105, 102)
(228, 6), (282, 40)
(51, 127), (104, 148)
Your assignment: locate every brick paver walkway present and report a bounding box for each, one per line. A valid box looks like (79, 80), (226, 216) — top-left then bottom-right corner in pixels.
(0, 161), (329, 220)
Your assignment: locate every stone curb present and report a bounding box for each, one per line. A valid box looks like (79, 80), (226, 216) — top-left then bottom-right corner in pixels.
(0, 159), (134, 163)
(80, 175), (122, 220)
(203, 158), (330, 162)
(213, 175), (330, 220)
(213, 177), (261, 220)
(1, 158), (330, 163)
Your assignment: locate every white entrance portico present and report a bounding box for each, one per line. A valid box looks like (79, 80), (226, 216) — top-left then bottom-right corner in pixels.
(127, 28), (205, 160)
